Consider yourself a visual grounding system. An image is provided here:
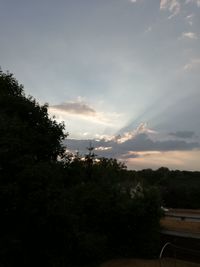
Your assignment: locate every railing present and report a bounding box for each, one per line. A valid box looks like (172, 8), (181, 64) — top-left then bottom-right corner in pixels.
(159, 242), (200, 267)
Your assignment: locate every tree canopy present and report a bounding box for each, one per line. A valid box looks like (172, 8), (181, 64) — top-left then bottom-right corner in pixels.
(0, 69), (66, 177)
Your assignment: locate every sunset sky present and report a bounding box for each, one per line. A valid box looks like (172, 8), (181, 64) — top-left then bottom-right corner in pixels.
(1, 0), (200, 170)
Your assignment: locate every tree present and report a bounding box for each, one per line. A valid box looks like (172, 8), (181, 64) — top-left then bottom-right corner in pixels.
(0, 69), (66, 179)
(0, 69), (67, 266)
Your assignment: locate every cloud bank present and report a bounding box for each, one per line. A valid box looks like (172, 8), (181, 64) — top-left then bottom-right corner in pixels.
(64, 123), (200, 170)
(169, 131), (195, 139)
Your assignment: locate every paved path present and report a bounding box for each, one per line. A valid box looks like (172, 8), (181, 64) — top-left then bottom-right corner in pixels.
(161, 209), (200, 239)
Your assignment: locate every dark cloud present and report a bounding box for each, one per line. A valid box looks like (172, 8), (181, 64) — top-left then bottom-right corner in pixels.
(64, 139), (93, 153)
(169, 131), (195, 139)
(120, 153), (139, 160)
(64, 132), (200, 159)
(121, 133), (199, 152)
(50, 101), (96, 116)
(64, 139), (120, 158)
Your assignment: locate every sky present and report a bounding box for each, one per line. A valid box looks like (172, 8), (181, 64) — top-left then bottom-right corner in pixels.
(1, 0), (200, 170)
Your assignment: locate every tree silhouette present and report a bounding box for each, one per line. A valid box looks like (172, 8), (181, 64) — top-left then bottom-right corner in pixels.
(0, 69), (163, 267)
(0, 70), (67, 266)
(0, 69), (66, 179)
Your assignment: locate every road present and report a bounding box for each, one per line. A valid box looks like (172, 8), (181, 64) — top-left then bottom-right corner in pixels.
(165, 209), (200, 222)
(160, 208), (200, 238)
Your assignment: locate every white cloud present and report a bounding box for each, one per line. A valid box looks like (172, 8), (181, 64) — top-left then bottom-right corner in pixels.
(130, 0), (137, 2)
(185, 0), (200, 7)
(182, 32), (198, 39)
(160, 0), (181, 18)
(185, 14), (194, 26)
(160, 0), (200, 18)
(48, 100), (125, 139)
(49, 106), (121, 127)
(97, 122), (156, 144)
(184, 58), (200, 71)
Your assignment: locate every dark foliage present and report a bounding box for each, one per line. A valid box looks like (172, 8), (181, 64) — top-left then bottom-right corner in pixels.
(138, 167), (200, 209)
(0, 70), (162, 267)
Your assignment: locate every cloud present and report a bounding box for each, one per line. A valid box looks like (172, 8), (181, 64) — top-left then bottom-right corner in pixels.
(185, 14), (194, 26)
(184, 58), (200, 71)
(160, 0), (200, 18)
(48, 100), (123, 134)
(95, 146), (112, 151)
(120, 150), (161, 161)
(181, 32), (198, 39)
(119, 133), (199, 152)
(65, 128), (199, 163)
(50, 101), (96, 116)
(185, 0), (200, 7)
(169, 131), (195, 138)
(64, 131), (200, 170)
(96, 123), (156, 144)
(160, 0), (181, 18)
